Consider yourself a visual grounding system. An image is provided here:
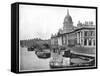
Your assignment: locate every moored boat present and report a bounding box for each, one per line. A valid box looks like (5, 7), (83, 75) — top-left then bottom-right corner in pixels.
(27, 47), (34, 51)
(35, 49), (51, 59)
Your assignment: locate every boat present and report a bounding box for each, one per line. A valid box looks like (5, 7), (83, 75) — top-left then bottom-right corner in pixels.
(35, 49), (51, 59)
(63, 49), (71, 57)
(27, 47), (34, 51)
(49, 48), (95, 68)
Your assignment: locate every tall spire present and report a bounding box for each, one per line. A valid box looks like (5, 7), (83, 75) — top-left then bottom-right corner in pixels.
(67, 9), (69, 16)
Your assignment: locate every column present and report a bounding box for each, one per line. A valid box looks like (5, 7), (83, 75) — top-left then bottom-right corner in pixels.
(82, 31), (84, 46)
(66, 34), (67, 45)
(92, 39), (94, 47)
(82, 38), (84, 47)
(77, 32), (79, 44)
(80, 31), (81, 45)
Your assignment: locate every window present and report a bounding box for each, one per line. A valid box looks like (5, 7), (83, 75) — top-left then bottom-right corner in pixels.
(93, 40), (95, 46)
(88, 31), (93, 36)
(91, 31), (93, 36)
(89, 39), (92, 46)
(84, 31), (88, 36)
(84, 39), (87, 45)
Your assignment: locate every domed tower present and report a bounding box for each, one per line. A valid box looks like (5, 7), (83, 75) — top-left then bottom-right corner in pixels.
(63, 9), (73, 33)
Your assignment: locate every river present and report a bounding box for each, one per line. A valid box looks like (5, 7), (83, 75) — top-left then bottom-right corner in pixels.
(20, 47), (51, 71)
(19, 47), (94, 71)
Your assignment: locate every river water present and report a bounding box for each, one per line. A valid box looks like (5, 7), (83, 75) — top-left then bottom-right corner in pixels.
(20, 47), (51, 71)
(19, 47), (94, 71)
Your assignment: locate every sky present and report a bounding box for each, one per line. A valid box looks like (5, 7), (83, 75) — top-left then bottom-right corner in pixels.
(19, 4), (96, 40)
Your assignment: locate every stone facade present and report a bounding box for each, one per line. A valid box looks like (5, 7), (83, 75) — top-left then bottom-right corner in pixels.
(51, 10), (96, 47)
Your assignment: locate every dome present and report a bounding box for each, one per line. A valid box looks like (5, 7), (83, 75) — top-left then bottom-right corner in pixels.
(64, 9), (73, 23)
(64, 15), (72, 23)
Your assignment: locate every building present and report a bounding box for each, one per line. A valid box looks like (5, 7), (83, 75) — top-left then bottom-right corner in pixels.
(51, 9), (96, 47)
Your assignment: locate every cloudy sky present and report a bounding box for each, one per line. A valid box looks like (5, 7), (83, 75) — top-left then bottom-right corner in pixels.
(19, 4), (96, 40)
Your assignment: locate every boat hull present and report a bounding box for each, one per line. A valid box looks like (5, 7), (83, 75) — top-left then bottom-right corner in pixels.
(35, 50), (51, 59)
